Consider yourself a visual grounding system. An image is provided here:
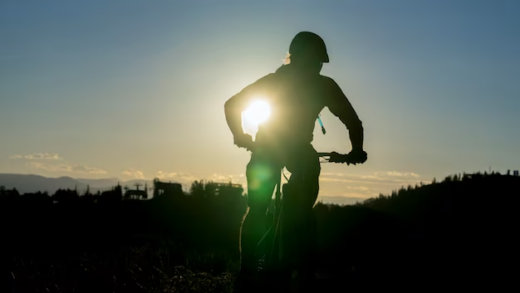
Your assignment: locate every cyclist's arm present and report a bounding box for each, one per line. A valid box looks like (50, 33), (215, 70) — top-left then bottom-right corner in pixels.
(324, 77), (364, 151)
(224, 74), (273, 137)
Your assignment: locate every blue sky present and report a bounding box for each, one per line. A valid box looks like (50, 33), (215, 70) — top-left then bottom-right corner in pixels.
(1, 0), (519, 200)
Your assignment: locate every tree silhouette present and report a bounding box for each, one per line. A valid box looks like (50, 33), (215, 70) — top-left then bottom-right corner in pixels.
(190, 180), (205, 198)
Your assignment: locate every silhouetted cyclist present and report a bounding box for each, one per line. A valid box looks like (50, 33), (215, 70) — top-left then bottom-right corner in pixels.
(225, 31), (367, 292)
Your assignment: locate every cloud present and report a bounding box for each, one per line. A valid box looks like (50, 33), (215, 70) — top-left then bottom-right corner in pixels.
(208, 173), (248, 185)
(122, 169), (145, 179)
(70, 165), (106, 174)
(347, 186), (369, 191)
(155, 171), (198, 183)
(154, 171), (247, 189)
(155, 171), (177, 179)
(319, 170), (428, 199)
(209, 173), (238, 182)
(377, 171), (420, 178)
(10, 153), (63, 160)
(320, 171), (424, 185)
(26, 162), (69, 172)
(211, 173), (232, 182)
(26, 162), (106, 175)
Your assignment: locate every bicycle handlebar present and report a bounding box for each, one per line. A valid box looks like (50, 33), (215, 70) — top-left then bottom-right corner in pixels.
(245, 144), (361, 165)
(317, 152), (359, 165)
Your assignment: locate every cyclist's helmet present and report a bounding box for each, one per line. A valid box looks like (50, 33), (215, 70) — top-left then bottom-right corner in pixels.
(289, 31), (329, 63)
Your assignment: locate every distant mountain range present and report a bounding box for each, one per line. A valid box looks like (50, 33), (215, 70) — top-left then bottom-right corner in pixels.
(0, 173), (154, 194)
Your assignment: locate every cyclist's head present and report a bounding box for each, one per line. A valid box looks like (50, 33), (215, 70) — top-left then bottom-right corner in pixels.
(287, 31), (329, 73)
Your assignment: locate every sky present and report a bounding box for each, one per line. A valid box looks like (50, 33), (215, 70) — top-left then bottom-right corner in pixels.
(1, 0), (519, 202)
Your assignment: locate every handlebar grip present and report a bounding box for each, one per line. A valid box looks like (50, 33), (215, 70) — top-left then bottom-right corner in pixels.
(329, 153), (356, 165)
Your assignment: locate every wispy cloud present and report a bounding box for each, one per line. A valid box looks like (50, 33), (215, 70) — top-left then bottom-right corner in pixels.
(122, 169), (145, 179)
(26, 162), (106, 175)
(376, 171), (420, 178)
(10, 153), (63, 160)
(70, 165), (106, 174)
(320, 171), (426, 185)
(208, 173), (245, 183)
(154, 171), (246, 189)
(319, 170), (427, 199)
(347, 186), (369, 191)
(12, 152), (108, 176)
(155, 171), (198, 183)
(156, 171), (177, 180)
(210, 173), (233, 182)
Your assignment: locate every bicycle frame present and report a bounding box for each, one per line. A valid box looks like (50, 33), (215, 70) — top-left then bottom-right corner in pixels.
(268, 168), (284, 270)
(256, 152), (354, 275)
(255, 167), (283, 272)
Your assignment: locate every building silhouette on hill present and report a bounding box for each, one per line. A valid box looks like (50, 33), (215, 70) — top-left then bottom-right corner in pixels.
(123, 183), (148, 200)
(153, 178), (183, 198)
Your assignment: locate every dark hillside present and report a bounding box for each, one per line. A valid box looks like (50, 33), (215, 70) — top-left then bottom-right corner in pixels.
(355, 172), (519, 289)
(1, 173), (518, 291)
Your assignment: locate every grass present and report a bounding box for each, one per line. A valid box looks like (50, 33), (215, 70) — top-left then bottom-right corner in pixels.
(8, 240), (239, 293)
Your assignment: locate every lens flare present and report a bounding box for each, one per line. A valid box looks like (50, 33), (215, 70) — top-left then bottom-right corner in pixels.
(244, 99), (271, 125)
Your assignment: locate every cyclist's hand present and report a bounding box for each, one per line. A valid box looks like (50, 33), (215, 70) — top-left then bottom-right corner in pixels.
(234, 133), (254, 150)
(348, 149), (367, 164)
(329, 151), (344, 163)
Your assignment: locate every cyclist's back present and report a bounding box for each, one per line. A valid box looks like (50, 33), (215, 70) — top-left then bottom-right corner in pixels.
(241, 63), (362, 155)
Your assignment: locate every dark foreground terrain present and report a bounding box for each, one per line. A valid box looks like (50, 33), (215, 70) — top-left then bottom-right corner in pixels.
(1, 173), (518, 292)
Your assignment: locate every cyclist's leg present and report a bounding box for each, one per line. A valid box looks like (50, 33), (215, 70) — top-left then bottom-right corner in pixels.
(239, 152), (280, 275)
(283, 144), (320, 289)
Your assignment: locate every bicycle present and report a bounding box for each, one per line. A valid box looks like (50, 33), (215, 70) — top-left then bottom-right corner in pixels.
(249, 151), (360, 291)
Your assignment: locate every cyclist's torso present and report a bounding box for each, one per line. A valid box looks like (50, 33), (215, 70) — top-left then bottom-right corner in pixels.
(255, 65), (327, 150)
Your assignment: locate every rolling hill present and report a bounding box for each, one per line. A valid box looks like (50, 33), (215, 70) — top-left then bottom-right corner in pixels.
(0, 173), (153, 194)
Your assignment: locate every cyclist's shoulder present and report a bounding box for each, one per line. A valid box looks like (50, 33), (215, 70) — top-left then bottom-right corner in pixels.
(241, 73), (277, 93)
(250, 69), (289, 89)
(252, 72), (276, 84)
(315, 75), (345, 103)
(318, 74), (341, 88)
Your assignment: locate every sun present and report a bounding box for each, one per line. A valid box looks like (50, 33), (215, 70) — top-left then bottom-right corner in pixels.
(243, 99), (271, 126)
(241, 99), (271, 138)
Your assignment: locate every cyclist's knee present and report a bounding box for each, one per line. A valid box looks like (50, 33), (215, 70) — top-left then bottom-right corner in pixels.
(242, 206), (270, 238)
(283, 182), (318, 209)
(247, 206), (266, 217)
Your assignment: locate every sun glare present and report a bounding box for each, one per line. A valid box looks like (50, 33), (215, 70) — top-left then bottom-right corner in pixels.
(243, 99), (271, 126)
